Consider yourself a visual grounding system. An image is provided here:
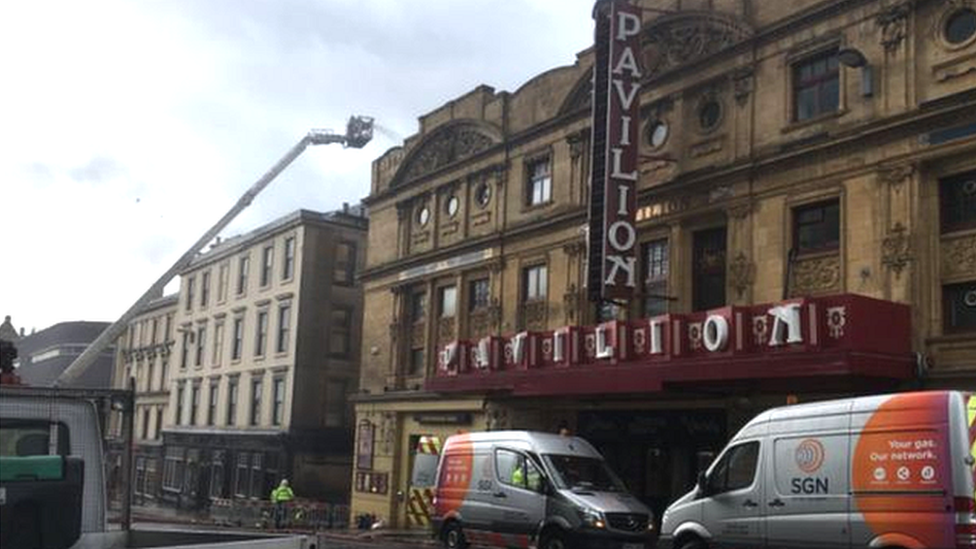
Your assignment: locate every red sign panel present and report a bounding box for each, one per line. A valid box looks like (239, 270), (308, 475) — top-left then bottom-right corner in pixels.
(430, 294), (914, 397)
(589, 0), (642, 302)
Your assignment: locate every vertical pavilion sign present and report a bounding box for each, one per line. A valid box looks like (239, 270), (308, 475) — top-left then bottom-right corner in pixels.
(588, 0), (642, 302)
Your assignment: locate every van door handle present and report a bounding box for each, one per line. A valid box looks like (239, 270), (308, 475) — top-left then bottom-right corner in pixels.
(742, 499), (758, 508)
(768, 499), (785, 507)
(492, 491), (507, 498)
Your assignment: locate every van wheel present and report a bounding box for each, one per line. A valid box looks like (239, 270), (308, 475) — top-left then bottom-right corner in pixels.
(444, 522), (467, 549)
(539, 531), (570, 549)
(678, 538), (707, 549)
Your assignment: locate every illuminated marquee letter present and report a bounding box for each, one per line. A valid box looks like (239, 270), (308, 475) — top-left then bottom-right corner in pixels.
(595, 325), (614, 359)
(510, 332), (528, 364)
(702, 315), (729, 352)
(474, 337), (491, 369)
(553, 330), (565, 362)
(649, 319), (665, 354)
(768, 304), (803, 346)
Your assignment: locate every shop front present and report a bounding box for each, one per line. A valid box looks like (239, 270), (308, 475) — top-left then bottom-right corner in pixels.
(428, 293), (916, 520)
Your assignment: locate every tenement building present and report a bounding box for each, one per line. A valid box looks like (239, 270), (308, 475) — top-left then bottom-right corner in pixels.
(111, 293), (178, 504)
(351, 0), (976, 526)
(161, 207), (367, 510)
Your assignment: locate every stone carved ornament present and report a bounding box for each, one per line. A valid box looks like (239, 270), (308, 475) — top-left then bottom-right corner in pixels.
(881, 223), (913, 277)
(395, 123), (498, 185)
(876, 1), (914, 51)
(642, 12), (754, 78)
(728, 252), (755, 299)
(942, 233), (976, 278)
(791, 255), (842, 295)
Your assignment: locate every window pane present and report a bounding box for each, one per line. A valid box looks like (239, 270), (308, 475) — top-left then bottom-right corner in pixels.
(495, 449), (524, 488)
(726, 442), (759, 491)
(469, 278), (490, 311)
(944, 282), (976, 332)
(440, 286), (457, 318)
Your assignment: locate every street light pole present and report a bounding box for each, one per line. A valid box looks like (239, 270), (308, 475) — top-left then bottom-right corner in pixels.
(56, 117), (374, 387)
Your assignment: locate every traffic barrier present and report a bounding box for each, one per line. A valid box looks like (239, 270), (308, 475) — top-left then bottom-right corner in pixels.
(206, 498), (350, 530)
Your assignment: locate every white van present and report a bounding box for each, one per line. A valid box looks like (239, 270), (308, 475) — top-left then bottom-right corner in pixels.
(430, 430), (656, 549)
(658, 391), (976, 549)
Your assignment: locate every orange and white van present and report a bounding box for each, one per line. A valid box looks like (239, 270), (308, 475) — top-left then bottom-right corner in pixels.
(431, 430), (655, 549)
(658, 391), (976, 549)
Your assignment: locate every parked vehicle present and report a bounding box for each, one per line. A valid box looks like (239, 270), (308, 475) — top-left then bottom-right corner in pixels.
(430, 430), (655, 549)
(658, 391), (976, 549)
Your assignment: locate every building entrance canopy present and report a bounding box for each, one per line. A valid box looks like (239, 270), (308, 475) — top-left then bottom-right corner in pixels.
(428, 294), (914, 397)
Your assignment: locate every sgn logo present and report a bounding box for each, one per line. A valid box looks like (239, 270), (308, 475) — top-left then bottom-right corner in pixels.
(791, 439), (829, 495)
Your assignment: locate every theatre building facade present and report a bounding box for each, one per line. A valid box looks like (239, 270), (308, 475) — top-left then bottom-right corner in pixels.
(351, 0), (976, 526)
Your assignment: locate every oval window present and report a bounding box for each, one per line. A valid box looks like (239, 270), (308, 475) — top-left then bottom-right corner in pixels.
(445, 195), (459, 217)
(647, 120), (669, 148)
(945, 8), (976, 45)
(699, 100), (722, 132)
(416, 205), (430, 227)
(475, 183), (492, 208)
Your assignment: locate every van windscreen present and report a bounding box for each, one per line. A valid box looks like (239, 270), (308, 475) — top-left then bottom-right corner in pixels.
(542, 454), (627, 492)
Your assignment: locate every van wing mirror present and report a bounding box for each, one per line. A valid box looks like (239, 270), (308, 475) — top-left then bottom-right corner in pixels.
(697, 472), (709, 496)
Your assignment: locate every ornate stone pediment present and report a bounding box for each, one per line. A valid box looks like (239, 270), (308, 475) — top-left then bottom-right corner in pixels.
(642, 12), (754, 78)
(392, 121), (502, 187)
(559, 67), (594, 116)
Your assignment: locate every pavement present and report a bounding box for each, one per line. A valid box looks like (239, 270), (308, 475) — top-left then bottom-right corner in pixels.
(127, 503), (437, 547)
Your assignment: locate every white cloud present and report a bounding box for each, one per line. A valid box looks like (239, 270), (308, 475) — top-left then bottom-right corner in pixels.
(0, 0), (595, 333)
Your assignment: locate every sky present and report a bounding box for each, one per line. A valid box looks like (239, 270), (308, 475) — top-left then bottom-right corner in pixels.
(0, 0), (597, 333)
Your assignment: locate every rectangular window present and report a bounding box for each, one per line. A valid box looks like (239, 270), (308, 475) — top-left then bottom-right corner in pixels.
(793, 200), (840, 254)
(643, 239), (670, 317)
(793, 49), (839, 122)
(226, 378), (238, 426)
(250, 453), (263, 499)
(234, 453), (249, 497)
(195, 326), (206, 367)
(943, 281), (976, 333)
(439, 285), (457, 318)
(185, 277), (195, 312)
(283, 237), (295, 280)
(692, 227), (727, 312)
(207, 381), (218, 426)
(175, 383), (185, 426)
(250, 378), (263, 426)
(940, 171), (976, 233)
(237, 256), (249, 295)
(201, 271), (211, 307)
(151, 318), (158, 345)
(255, 310), (268, 357)
(330, 307), (352, 358)
(232, 317), (244, 361)
(141, 408), (150, 440)
(218, 263), (229, 303)
(155, 406), (163, 439)
(146, 362), (155, 393)
(409, 348), (425, 376)
(523, 265), (548, 302)
(469, 278), (490, 311)
(325, 380), (347, 427)
(272, 376), (285, 426)
(261, 245), (274, 287)
(189, 382), (200, 426)
(335, 242), (357, 286)
(163, 447), (184, 492)
(410, 292), (427, 323)
(212, 322), (224, 366)
(276, 304), (291, 353)
(526, 157), (552, 206)
(210, 452), (225, 499)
